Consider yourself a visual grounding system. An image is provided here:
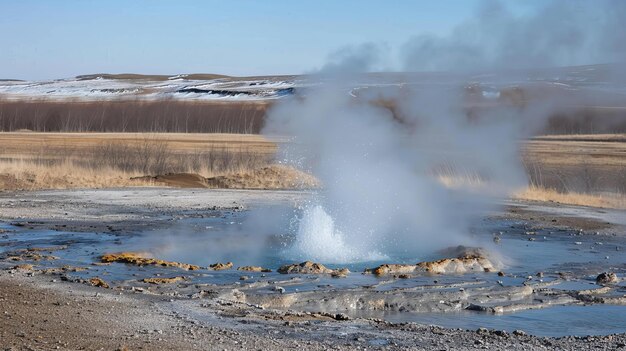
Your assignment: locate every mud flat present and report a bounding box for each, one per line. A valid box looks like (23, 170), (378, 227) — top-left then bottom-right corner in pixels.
(1, 188), (626, 350)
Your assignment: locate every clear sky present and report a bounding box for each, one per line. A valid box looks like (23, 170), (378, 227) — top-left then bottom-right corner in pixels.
(0, 0), (536, 80)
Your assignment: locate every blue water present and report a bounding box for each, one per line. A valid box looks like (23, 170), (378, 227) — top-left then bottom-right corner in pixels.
(381, 305), (626, 337)
(2, 208), (626, 337)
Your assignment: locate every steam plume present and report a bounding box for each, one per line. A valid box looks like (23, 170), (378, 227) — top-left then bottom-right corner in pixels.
(263, 0), (626, 263)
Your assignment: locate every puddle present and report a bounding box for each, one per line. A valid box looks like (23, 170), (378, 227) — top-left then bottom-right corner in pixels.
(378, 305), (626, 337)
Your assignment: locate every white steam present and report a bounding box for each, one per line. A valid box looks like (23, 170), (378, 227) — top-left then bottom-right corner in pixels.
(401, 0), (626, 72)
(264, 81), (529, 263)
(263, 0), (626, 263)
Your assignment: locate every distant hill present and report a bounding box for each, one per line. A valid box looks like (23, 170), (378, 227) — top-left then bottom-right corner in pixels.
(75, 73), (232, 81)
(74, 73), (301, 82)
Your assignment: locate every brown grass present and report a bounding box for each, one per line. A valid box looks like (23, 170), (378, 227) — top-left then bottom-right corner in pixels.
(0, 160), (148, 190)
(1, 131), (626, 210)
(434, 134), (626, 209)
(0, 132), (280, 190)
(514, 186), (626, 210)
(0, 132), (316, 191)
(205, 164), (319, 189)
(522, 134), (626, 196)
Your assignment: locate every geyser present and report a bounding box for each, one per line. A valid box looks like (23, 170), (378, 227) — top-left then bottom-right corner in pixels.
(264, 82), (526, 263)
(263, 0), (626, 264)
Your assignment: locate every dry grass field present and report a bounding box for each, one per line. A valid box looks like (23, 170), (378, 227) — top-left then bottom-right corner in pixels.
(0, 132), (287, 190)
(514, 186), (626, 209)
(0, 132), (279, 155)
(522, 135), (626, 192)
(518, 134), (626, 208)
(0, 132), (625, 208)
(424, 134), (626, 209)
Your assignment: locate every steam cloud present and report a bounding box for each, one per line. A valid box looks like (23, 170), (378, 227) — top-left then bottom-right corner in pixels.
(265, 81), (529, 263)
(401, 0), (626, 73)
(263, 0), (626, 263)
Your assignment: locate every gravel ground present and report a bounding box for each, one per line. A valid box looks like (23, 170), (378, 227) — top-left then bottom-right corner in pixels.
(2, 271), (625, 351)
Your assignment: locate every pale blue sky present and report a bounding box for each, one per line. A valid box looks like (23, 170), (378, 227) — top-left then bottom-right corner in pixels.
(0, 1), (537, 80)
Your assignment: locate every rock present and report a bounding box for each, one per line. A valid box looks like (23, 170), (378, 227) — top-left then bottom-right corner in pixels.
(476, 327), (489, 334)
(189, 290), (217, 299)
(5, 249), (58, 262)
(366, 264), (415, 276)
(24, 245), (68, 252)
(494, 330), (508, 337)
(330, 268), (350, 278)
(334, 313), (350, 321)
(12, 264), (34, 271)
(101, 252), (200, 270)
(89, 277), (109, 288)
(41, 265), (88, 274)
(418, 253), (497, 274)
(467, 304), (496, 313)
(237, 266), (271, 273)
(513, 329), (527, 336)
(278, 261), (338, 274)
(142, 276), (186, 284)
(365, 246), (497, 276)
(596, 272), (618, 285)
(318, 312), (350, 321)
(209, 262), (233, 271)
(497, 271), (505, 277)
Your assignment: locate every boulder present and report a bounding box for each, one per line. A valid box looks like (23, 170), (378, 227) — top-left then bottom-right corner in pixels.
(209, 262), (233, 271)
(365, 246), (498, 276)
(596, 272), (618, 285)
(89, 277), (109, 288)
(277, 261), (349, 275)
(101, 252), (200, 271)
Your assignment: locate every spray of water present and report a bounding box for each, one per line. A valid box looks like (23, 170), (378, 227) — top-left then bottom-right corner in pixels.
(289, 205), (387, 263)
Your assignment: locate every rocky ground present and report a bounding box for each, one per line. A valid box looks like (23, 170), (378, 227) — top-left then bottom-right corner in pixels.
(0, 188), (625, 350)
(2, 271), (625, 351)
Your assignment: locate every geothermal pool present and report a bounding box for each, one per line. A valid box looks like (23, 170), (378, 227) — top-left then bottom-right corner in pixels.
(1, 204), (625, 337)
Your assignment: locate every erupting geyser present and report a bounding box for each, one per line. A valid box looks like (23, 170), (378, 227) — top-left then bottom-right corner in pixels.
(264, 83), (526, 263)
(262, 0), (626, 264)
